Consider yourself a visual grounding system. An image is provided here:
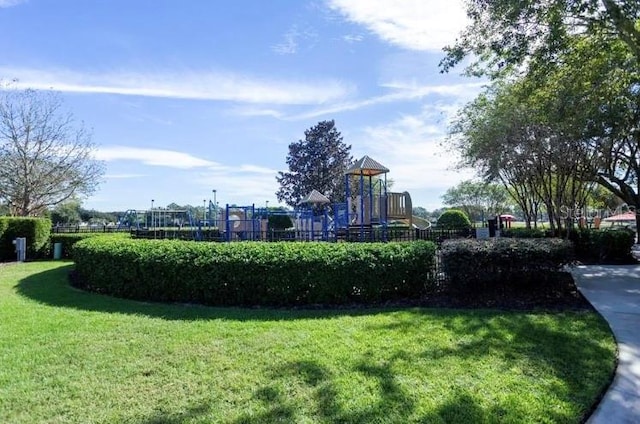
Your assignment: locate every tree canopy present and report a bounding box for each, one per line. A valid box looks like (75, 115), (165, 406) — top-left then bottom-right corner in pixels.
(441, 0), (640, 78)
(0, 87), (104, 216)
(442, 179), (512, 222)
(276, 120), (352, 207)
(444, 0), (640, 232)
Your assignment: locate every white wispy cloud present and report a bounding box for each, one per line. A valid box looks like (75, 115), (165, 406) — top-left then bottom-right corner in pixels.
(229, 106), (285, 119)
(342, 34), (364, 43)
(1, 66), (352, 105)
(97, 146), (280, 200)
(0, 0), (26, 7)
(351, 105), (475, 194)
(96, 146), (220, 169)
(238, 164), (279, 174)
(104, 173), (148, 179)
(287, 81), (484, 120)
(327, 0), (467, 51)
(194, 168), (280, 206)
(272, 24), (318, 55)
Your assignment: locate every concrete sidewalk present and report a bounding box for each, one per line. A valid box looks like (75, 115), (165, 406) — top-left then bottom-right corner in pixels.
(571, 265), (640, 424)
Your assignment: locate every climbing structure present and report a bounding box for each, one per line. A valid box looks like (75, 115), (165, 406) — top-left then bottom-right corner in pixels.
(296, 189), (331, 241)
(344, 155), (413, 240)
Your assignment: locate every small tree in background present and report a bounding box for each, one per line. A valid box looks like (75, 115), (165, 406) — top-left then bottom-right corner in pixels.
(51, 199), (82, 224)
(437, 209), (472, 230)
(276, 120), (352, 207)
(0, 87), (105, 216)
(442, 180), (512, 221)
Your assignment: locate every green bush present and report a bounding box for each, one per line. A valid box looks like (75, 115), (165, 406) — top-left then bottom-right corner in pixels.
(268, 214), (293, 231)
(567, 228), (635, 263)
(501, 228), (548, 238)
(504, 227), (635, 264)
(0, 217), (51, 261)
(437, 209), (472, 230)
(440, 238), (574, 293)
(51, 232), (130, 259)
(72, 239), (437, 306)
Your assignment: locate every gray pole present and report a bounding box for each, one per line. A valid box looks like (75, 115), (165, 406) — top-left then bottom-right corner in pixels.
(213, 190), (217, 226)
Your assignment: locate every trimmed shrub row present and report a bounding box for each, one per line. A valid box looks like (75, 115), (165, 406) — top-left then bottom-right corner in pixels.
(502, 227), (635, 263)
(72, 238), (437, 306)
(0, 217), (51, 260)
(567, 229), (635, 263)
(441, 238), (574, 293)
(51, 232), (130, 259)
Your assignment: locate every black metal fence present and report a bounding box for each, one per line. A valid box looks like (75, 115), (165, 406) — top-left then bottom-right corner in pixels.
(51, 225), (130, 234)
(52, 225), (474, 247)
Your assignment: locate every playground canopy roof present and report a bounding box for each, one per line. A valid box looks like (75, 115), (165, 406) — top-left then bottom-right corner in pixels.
(345, 155), (390, 176)
(298, 189), (330, 205)
(603, 212), (636, 222)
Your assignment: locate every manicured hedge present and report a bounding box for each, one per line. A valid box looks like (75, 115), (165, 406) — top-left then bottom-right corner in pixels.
(51, 232), (130, 259)
(72, 239), (437, 306)
(502, 227), (635, 263)
(0, 217), (51, 261)
(567, 228), (635, 263)
(500, 228), (548, 238)
(440, 238), (574, 293)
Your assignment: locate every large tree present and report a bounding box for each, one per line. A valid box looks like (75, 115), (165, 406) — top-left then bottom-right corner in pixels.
(443, 0), (640, 233)
(450, 82), (596, 230)
(276, 120), (352, 207)
(0, 88), (104, 216)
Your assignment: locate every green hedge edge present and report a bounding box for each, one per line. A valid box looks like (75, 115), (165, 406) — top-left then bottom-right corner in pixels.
(441, 238), (574, 293)
(0, 217), (51, 260)
(73, 239), (437, 307)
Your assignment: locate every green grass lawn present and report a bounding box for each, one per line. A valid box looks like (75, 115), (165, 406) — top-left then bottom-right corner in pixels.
(0, 262), (616, 424)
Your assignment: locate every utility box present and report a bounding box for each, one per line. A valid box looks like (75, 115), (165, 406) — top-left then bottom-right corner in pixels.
(13, 237), (26, 262)
(53, 242), (63, 260)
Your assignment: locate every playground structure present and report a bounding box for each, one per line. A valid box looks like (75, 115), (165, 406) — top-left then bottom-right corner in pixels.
(342, 155), (413, 240)
(117, 208), (202, 239)
(222, 204), (267, 241)
(294, 189), (332, 241)
(119, 155), (413, 242)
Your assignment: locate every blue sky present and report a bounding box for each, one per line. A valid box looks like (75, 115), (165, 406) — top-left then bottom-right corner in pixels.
(1, 0), (481, 212)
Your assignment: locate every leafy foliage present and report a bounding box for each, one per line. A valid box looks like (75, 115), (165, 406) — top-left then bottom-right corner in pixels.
(500, 228), (548, 239)
(442, 180), (512, 221)
(50, 232), (130, 259)
(441, 0), (640, 77)
(50, 199), (82, 224)
(73, 239), (437, 306)
(436, 209), (472, 230)
(444, 1), (640, 236)
(0, 217), (51, 260)
(567, 229), (635, 264)
(0, 87), (104, 216)
(450, 81), (596, 230)
(276, 120), (352, 207)
(441, 238), (574, 293)
(502, 227), (635, 264)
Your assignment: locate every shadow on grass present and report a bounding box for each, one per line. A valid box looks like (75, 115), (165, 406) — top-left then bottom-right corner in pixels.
(14, 264), (614, 423)
(366, 311), (615, 423)
(15, 264), (407, 322)
(138, 404), (211, 424)
(231, 313), (614, 423)
(234, 358), (526, 423)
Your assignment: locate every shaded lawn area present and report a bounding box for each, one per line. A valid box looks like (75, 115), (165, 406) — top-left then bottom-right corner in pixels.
(0, 262), (616, 424)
